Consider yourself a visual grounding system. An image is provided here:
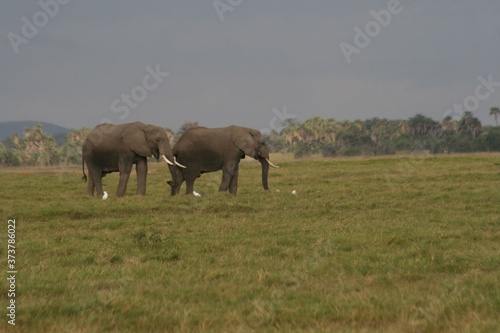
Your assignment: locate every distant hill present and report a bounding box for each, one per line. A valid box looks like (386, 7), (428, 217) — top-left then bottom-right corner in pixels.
(0, 121), (71, 142)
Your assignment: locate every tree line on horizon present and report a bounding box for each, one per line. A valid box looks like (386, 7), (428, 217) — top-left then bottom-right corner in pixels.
(1, 108), (500, 167)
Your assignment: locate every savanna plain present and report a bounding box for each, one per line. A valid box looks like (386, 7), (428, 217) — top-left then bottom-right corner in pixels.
(1, 153), (499, 333)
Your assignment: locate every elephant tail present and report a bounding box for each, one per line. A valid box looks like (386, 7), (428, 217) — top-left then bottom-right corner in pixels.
(81, 157), (87, 183)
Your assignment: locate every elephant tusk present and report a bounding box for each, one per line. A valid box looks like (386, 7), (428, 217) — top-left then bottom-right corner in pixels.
(174, 156), (187, 169)
(265, 158), (280, 168)
(162, 155), (175, 166)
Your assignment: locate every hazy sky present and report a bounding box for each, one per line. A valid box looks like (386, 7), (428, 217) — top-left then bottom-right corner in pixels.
(2, 0), (500, 132)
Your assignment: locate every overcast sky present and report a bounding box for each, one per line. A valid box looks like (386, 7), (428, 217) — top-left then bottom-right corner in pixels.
(2, 0), (500, 132)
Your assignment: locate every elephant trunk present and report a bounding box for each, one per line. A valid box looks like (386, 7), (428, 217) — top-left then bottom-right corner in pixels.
(259, 157), (270, 191)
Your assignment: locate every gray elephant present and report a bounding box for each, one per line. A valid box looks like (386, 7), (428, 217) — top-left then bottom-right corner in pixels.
(167, 125), (279, 196)
(82, 122), (185, 198)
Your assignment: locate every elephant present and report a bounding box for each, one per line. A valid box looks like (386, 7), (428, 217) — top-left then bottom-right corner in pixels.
(82, 122), (185, 198)
(167, 125), (279, 196)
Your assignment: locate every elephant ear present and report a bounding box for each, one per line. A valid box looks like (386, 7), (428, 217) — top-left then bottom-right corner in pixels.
(233, 129), (256, 157)
(122, 123), (152, 157)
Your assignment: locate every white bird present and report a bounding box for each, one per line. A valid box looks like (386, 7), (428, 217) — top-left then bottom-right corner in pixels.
(292, 190), (297, 195)
(102, 191), (108, 200)
(193, 191), (201, 197)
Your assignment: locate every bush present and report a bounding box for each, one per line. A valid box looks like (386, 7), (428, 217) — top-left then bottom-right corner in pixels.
(321, 143), (336, 157)
(484, 127), (500, 151)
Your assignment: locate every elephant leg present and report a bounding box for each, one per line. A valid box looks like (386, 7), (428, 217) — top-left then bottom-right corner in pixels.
(117, 163), (133, 197)
(228, 166), (239, 195)
(136, 158), (148, 195)
(87, 166), (104, 197)
(86, 174), (95, 196)
(219, 160), (238, 193)
(185, 176), (196, 195)
(218, 171), (231, 192)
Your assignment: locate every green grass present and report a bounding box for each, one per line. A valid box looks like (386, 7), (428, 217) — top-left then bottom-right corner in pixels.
(1, 153), (499, 332)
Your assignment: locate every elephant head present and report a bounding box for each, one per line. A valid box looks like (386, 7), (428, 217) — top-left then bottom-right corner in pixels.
(122, 122), (185, 168)
(232, 127), (279, 190)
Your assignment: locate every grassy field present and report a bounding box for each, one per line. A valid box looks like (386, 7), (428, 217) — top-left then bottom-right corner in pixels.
(1, 153), (499, 332)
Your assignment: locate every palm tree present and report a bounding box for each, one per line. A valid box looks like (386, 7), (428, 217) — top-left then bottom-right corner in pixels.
(22, 124), (58, 166)
(395, 119), (410, 136)
(323, 118), (337, 143)
(409, 114), (440, 138)
(281, 119), (300, 145)
(175, 121), (199, 141)
(441, 116), (458, 133)
(300, 116), (335, 142)
(164, 128), (175, 146)
(368, 118), (392, 153)
(490, 107), (500, 126)
(59, 127), (91, 165)
(458, 111), (482, 139)
(0, 142), (7, 165)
